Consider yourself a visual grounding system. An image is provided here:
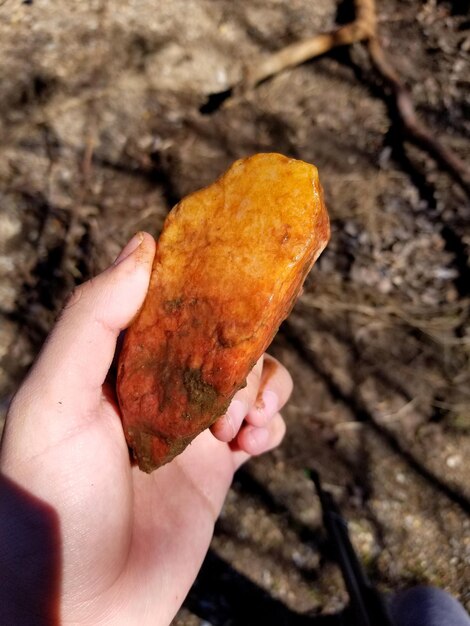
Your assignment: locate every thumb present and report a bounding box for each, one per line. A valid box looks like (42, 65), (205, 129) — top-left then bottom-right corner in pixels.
(8, 232), (155, 429)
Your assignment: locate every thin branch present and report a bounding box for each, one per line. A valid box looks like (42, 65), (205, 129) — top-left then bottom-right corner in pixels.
(226, 0), (470, 195)
(367, 36), (470, 194)
(239, 0), (376, 90)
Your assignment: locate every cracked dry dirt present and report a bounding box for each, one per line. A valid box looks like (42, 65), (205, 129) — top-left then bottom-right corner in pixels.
(0, 0), (469, 623)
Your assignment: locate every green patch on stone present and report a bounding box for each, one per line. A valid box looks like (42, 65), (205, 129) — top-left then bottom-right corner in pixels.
(183, 368), (219, 415)
(163, 298), (183, 313)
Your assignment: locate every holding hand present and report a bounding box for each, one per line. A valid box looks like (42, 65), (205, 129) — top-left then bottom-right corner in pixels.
(0, 233), (293, 625)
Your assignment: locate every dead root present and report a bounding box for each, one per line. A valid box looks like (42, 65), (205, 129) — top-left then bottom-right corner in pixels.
(227, 0), (470, 195)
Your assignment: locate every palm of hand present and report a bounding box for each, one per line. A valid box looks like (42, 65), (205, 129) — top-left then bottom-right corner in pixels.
(44, 394), (239, 625)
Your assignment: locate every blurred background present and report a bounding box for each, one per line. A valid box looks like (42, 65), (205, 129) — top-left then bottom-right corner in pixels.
(0, 0), (469, 623)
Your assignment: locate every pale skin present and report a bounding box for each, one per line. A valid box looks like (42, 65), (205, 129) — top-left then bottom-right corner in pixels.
(0, 232), (293, 625)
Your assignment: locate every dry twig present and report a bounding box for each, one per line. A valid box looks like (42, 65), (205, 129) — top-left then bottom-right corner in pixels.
(230, 0), (470, 194)
(239, 0), (376, 89)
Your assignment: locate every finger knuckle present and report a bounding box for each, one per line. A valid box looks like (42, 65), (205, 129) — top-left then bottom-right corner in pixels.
(7, 385), (34, 421)
(283, 367), (294, 392)
(246, 365), (262, 391)
(63, 284), (85, 312)
(269, 355), (293, 389)
(274, 413), (287, 438)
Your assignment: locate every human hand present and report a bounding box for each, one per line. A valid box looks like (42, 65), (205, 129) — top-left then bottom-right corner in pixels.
(0, 232), (293, 625)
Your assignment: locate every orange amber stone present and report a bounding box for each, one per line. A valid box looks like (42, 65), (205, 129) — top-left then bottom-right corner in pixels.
(117, 153), (330, 472)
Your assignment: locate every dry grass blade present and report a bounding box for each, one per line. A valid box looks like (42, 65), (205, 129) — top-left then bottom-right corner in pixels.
(299, 291), (470, 347)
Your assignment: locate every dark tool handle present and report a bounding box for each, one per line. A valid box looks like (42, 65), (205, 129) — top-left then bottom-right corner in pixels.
(309, 470), (395, 626)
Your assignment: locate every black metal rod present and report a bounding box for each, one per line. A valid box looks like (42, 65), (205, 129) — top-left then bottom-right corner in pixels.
(309, 470), (395, 626)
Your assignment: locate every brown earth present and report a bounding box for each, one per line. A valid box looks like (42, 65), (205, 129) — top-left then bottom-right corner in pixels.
(0, 0), (469, 623)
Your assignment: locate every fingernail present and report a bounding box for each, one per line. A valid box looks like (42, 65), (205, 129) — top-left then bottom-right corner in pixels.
(256, 390), (278, 419)
(114, 232), (145, 265)
(247, 426), (269, 450)
(224, 399), (247, 440)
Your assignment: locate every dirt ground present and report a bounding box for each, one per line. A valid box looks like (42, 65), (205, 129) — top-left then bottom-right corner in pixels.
(0, 0), (469, 623)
